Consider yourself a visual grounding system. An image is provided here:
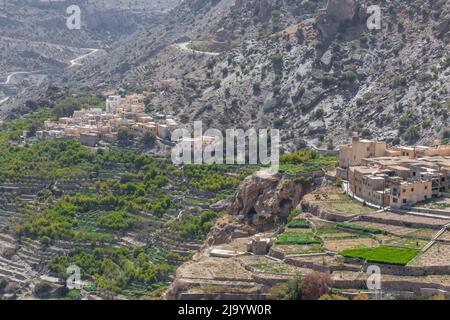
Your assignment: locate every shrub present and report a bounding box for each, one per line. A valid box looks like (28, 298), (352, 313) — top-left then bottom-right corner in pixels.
(268, 283), (291, 300)
(34, 282), (53, 298)
(287, 276), (302, 300)
(302, 272), (333, 300)
(353, 293), (369, 300)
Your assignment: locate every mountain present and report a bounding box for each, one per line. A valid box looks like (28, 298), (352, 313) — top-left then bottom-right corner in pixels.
(66, 0), (449, 148)
(2, 0), (449, 145)
(0, 0), (180, 116)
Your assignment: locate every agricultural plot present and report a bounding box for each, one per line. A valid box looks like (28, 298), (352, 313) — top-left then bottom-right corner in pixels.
(271, 243), (325, 256)
(439, 231), (450, 241)
(324, 238), (378, 253)
(287, 219), (310, 229)
(351, 221), (419, 237)
(305, 188), (376, 217)
(384, 238), (429, 250)
(363, 212), (448, 229)
(405, 228), (439, 240)
(409, 243), (450, 267)
(341, 246), (420, 266)
(276, 231), (322, 245)
(413, 198), (450, 210)
(240, 256), (300, 276)
(336, 223), (387, 235)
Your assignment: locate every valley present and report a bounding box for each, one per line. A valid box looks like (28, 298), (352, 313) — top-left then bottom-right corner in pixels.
(0, 0), (449, 302)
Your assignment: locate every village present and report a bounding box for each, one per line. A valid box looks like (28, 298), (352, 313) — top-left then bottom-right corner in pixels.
(35, 94), (181, 147)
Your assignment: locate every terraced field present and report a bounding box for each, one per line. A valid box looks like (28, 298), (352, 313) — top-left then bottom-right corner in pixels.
(409, 243), (450, 267)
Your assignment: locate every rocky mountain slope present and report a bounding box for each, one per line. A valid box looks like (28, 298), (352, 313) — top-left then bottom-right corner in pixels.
(0, 0), (179, 73)
(68, 0), (449, 149)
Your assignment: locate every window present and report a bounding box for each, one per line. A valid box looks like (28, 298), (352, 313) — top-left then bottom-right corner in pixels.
(411, 188), (414, 192)
(393, 198), (398, 203)
(425, 186), (428, 190)
(402, 189), (406, 193)
(403, 199), (407, 204)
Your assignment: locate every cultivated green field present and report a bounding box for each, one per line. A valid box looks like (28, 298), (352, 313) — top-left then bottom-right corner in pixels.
(341, 246), (420, 265)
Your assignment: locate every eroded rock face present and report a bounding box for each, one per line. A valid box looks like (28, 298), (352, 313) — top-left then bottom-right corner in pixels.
(327, 0), (358, 21)
(436, 15), (450, 39)
(228, 170), (313, 226)
(315, 0), (359, 39)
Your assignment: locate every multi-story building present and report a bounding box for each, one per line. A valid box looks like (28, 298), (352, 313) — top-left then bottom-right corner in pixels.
(338, 133), (387, 178)
(339, 134), (450, 209)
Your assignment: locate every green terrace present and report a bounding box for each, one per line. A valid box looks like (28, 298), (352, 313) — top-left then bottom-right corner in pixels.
(276, 231), (323, 245)
(340, 246), (421, 266)
(278, 150), (338, 175)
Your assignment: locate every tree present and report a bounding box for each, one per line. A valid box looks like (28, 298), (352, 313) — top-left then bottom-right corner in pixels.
(287, 275), (302, 300)
(118, 127), (134, 145)
(302, 272), (333, 300)
(252, 82), (261, 95)
(141, 131), (156, 148)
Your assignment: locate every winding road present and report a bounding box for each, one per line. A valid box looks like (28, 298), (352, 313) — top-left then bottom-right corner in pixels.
(0, 71), (36, 85)
(0, 47), (103, 106)
(68, 48), (101, 68)
(174, 42), (220, 56)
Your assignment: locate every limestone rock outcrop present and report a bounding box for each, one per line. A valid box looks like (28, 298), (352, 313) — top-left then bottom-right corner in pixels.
(228, 170), (313, 226)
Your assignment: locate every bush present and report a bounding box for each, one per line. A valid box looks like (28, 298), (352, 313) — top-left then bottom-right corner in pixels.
(353, 293), (369, 300)
(268, 283), (291, 300)
(34, 282), (53, 298)
(287, 276), (302, 300)
(302, 272), (333, 300)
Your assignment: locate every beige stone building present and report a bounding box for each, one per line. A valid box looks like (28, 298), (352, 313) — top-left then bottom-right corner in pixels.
(339, 134), (450, 208)
(390, 180), (433, 209)
(338, 133), (387, 176)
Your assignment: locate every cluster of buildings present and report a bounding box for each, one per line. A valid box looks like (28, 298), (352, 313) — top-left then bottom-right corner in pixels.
(36, 94), (180, 147)
(337, 133), (450, 209)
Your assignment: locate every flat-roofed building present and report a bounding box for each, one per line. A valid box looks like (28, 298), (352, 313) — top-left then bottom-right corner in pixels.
(391, 180), (432, 209)
(362, 175), (390, 207)
(106, 95), (122, 114)
(339, 133), (387, 176)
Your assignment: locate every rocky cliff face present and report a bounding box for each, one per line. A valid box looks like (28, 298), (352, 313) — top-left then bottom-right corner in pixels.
(228, 170), (314, 227)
